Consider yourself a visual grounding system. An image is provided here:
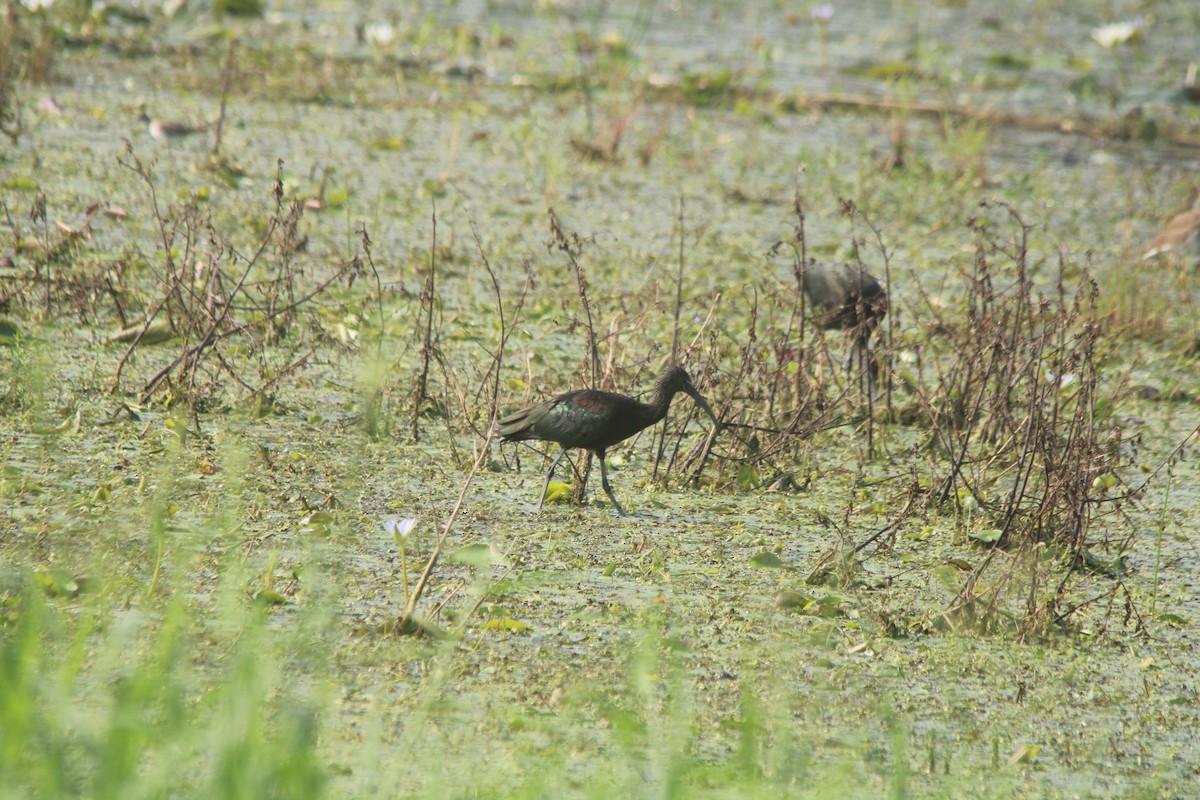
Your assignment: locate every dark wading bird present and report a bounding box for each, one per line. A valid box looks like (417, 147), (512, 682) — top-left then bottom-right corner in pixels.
(495, 365), (719, 515)
(799, 261), (888, 392)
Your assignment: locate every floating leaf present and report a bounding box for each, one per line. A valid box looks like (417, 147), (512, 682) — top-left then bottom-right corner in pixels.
(324, 188), (350, 209)
(775, 590), (844, 617)
(108, 318), (174, 344)
(750, 551), (786, 569)
(986, 52), (1030, 70)
(736, 463), (760, 489)
(449, 543), (505, 567)
(254, 589), (289, 605)
(811, 594), (844, 617)
(3, 175), (38, 191)
(0, 320), (20, 345)
(1007, 744), (1040, 764)
(1156, 613), (1187, 628)
(481, 617), (530, 633)
(904, 526), (934, 541)
(849, 60), (920, 80)
(543, 481), (571, 504)
(932, 565), (962, 592)
(214, 0), (264, 17)
(300, 511), (334, 535)
(774, 590), (809, 610)
(30, 569), (80, 598)
(1068, 74), (1104, 100)
(970, 528), (1002, 544)
(368, 136), (405, 151)
(1073, 550), (1127, 577)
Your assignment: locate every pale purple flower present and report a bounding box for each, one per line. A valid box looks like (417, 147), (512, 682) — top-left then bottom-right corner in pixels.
(382, 516), (418, 542)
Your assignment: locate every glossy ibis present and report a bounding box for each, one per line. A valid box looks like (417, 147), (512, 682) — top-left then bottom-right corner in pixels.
(799, 261), (888, 391)
(495, 365), (719, 515)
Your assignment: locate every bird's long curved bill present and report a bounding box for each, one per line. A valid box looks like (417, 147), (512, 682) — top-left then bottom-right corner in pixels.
(685, 386), (719, 431)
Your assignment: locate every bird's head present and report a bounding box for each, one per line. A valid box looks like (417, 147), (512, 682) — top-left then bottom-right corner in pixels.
(660, 365), (719, 430)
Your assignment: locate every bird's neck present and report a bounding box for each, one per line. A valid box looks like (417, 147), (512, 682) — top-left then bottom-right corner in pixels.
(645, 382), (677, 423)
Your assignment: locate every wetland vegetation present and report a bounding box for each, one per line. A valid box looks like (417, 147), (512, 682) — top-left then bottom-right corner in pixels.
(1, 1), (1199, 797)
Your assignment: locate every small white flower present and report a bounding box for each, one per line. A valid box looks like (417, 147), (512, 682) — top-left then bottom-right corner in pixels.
(1091, 20), (1142, 48)
(811, 4), (833, 22)
(1046, 371), (1075, 387)
(364, 22), (397, 47)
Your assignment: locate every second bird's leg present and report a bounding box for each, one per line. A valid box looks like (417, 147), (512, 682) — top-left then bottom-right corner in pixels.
(536, 449), (569, 511)
(596, 455), (627, 516)
(855, 340), (879, 397)
(846, 340), (878, 397)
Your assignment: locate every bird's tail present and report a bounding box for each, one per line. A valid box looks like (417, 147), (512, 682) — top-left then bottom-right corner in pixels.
(494, 404), (543, 441)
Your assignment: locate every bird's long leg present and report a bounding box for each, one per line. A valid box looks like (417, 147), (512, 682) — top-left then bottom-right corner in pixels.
(866, 346), (879, 397)
(856, 338), (878, 397)
(596, 454), (627, 516)
(537, 448), (569, 511)
(846, 338), (878, 397)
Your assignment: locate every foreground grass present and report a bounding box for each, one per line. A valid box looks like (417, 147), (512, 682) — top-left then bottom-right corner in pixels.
(0, 568), (968, 800)
(1, 409), (1191, 799)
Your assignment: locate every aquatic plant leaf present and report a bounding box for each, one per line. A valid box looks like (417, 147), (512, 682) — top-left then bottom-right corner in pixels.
(1007, 744), (1040, 764)
(2, 175), (37, 191)
(543, 481), (571, 503)
(300, 511), (334, 535)
(30, 569), (80, 598)
(848, 60), (920, 80)
(736, 464), (760, 489)
(0, 320), (20, 344)
(986, 53), (1030, 70)
(932, 565), (961, 592)
(813, 595), (844, 617)
(970, 529), (1002, 544)
(774, 591), (809, 610)
(481, 618), (530, 633)
(449, 543), (504, 567)
(750, 551), (786, 569)
(324, 188), (350, 209)
(368, 137), (405, 151)
(254, 589), (289, 606)
(214, 0), (263, 17)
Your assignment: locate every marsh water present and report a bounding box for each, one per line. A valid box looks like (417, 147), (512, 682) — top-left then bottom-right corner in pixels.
(3, 1), (1200, 797)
